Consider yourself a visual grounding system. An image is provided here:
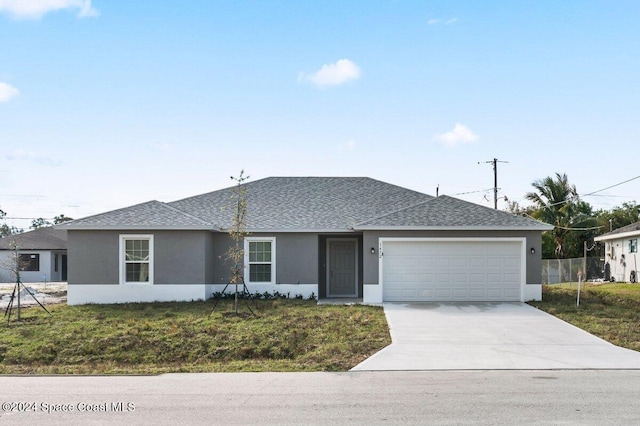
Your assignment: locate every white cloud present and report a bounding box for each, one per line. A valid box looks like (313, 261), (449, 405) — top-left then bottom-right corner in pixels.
(433, 123), (478, 147)
(0, 82), (19, 102)
(5, 149), (61, 166)
(428, 17), (458, 26)
(299, 59), (361, 88)
(0, 0), (98, 19)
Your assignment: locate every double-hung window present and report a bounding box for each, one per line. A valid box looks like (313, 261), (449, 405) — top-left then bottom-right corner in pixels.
(244, 237), (276, 285)
(120, 235), (153, 284)
(629, 239), (638, 253)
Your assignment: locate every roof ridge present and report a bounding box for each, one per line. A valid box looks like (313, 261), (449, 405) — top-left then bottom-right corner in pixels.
(354, 196), (436, 226)
(437, 194), (554, 226)
(56, 200), (162, 228)
(159, 201), (216, 227)
(170, 176), (272, 204)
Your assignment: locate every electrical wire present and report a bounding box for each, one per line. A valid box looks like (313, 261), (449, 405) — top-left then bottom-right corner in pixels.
(525, 174), (640, 211)
(582, 175), (640, 197)
(452, 188), (495, 196)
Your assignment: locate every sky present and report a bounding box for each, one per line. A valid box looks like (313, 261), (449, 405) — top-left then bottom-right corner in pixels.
(1, 0), (639, 230)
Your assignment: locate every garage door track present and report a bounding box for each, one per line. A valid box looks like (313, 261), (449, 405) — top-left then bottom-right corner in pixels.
(352, 302), (640, 370)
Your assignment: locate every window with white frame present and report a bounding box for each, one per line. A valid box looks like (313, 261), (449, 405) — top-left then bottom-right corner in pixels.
(629, 239), (638, 253)
(120, 235), (153, 284)
(244, 237), (275, 284)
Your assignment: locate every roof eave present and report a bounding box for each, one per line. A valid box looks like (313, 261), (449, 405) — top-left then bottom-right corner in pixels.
(61, 225), (220, 231)
(242, 228), (355, 233)
(594, 230), (640, 242)
(352, 225), (555, 231)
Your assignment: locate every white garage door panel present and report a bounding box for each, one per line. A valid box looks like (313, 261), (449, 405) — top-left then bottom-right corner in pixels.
(382, 240), (523, 302)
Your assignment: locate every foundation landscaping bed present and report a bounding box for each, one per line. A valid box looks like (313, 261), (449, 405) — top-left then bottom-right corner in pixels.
(529, 283), (640, 352)
(0, 298), (391, 374)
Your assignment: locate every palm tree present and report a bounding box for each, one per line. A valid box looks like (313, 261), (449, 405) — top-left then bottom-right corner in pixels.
(526, 173), (585, 259)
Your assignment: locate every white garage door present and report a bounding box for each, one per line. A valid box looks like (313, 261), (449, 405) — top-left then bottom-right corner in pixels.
(382, 240), (523, 302)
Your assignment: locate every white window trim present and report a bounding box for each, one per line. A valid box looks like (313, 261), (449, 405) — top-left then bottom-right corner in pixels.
(119, 234), (154, 285)
(629, 239), (638, 253)
(244, 237), (276, 285)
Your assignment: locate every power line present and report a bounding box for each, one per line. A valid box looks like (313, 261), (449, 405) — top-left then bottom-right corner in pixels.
(6, 217), (56, 220)
(526, 174), (640, 211)
(453, 188), (495, 196)
(582, 174), (640, 197)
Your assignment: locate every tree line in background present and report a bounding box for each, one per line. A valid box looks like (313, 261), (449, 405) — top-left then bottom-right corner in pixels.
(1, 172), (637, 261)
(510, 172), (639, 259)
(0, 209), (73, 238)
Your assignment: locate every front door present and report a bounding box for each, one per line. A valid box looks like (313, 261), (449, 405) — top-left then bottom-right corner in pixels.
(62, 255), (68, 281)
(327, 239), (357, 297)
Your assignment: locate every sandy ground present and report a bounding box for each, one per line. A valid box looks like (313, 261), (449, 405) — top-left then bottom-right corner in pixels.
(0, 281), (67, 309)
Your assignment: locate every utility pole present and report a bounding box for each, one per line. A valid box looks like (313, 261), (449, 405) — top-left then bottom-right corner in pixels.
(479, 158), (508, 209)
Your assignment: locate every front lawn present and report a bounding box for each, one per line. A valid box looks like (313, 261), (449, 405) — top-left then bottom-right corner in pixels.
(528, 283), (640, 352)
(0, 299), (391, 374)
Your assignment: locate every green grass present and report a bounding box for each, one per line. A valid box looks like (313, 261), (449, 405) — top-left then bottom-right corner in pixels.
(528, 283), (640, 352)
(0, 299), (391, 374)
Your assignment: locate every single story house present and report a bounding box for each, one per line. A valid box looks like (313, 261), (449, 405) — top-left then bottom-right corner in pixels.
(58, 177), (552, 305)
(0, 227), (68, 283)
(594, 221), (640, 282)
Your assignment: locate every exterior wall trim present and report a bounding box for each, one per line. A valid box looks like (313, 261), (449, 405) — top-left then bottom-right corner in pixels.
(68, 283), (207, 305)
(67, 283), (319, 305)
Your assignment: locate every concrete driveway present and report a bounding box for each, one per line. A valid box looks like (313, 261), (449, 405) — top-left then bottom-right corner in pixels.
(352, 302), (640, 370)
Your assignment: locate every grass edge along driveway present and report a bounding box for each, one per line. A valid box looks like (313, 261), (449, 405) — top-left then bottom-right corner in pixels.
(528, 283), (640, 353)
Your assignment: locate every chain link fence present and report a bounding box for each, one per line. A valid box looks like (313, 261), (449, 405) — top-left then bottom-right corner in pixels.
(541, 257), (604, 284)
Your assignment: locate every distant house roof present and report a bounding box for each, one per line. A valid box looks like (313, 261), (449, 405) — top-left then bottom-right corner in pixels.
(0, 227), (67, 250)
(594, 221), (640, 242)
(59, 177), (552, 232)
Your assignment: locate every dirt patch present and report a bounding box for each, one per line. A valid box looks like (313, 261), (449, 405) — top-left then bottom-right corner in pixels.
(0, 282), (67, 309)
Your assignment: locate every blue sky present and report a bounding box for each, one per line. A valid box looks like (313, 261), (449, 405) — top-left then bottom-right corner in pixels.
(1, 0), (639, 230)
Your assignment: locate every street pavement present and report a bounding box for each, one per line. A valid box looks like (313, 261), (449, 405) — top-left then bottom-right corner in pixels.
(2, 371), (640, 425)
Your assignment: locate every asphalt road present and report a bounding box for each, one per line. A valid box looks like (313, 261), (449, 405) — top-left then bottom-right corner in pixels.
(1, 371), (639, 425)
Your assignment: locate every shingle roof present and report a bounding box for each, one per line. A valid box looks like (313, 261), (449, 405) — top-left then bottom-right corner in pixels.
(594, 221), (640, 241)
(354, 195), (553, 230)
(0, 227), (67, 250)
(59, 200), (215, 230)
(169, 177), (434, 230)
(59, 177), (552, 232)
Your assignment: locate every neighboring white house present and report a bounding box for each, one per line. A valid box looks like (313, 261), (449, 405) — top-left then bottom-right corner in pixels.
(0, 227), (68, 283)
(594, 222), (640, 283)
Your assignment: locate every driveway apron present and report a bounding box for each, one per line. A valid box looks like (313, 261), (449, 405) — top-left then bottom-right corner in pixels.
(352, 302), (640, 370)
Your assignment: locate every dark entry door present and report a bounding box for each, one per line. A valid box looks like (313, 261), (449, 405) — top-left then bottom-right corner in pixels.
(327, 239), (357, 297)
(62, 255), (68, 281)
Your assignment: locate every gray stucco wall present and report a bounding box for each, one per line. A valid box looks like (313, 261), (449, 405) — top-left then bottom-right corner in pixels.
(68, 230), (213, 285)
(68, 231), (119, 284)
(210, 232), (319, 285)
(68, 228), (543, 290)
(362, 230), (543, 285)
